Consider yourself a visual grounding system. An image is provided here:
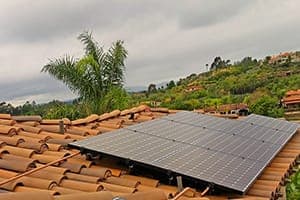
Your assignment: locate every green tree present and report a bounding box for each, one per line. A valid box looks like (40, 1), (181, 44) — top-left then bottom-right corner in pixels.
(147, 84), (157, 94)
(287, 170), (300, 199)
(41, 31), (128, 113)
(210, 56), (230, 70)
(166, 80), (176, 90)
(249, 96), (284, 117)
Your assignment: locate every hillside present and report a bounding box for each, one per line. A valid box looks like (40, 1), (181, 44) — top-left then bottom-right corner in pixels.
(2, 52), (300, 120)
(134, 54), (300, 118)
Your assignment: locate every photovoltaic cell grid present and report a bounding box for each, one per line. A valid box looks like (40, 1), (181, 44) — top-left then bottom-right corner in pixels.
(70, 111), (300, 193)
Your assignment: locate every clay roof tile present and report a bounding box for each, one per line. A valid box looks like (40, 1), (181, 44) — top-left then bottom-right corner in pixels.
(0, 158), (35, 172)
(51, 185), (85, 195)
(44, 143), (64, 151)
(80, 167), (111, 179)
(68, 126), (100, 135)
(14, 124), (41, 133)
(12, 115), (42, 122)
(95, 126), (116, 133)
(65, 134), (86, 140)
(0, 136), (24, 146)
(1, 145), (35, 158)
(29, 170), (66, 184)
(71, 118), (87, 126)
(0, 191), (53, 200)
(65, 172), (101, 183)
(90, 164), (121, 177)
(119, 190), (167, 200)
(40, 118), (65, 126)
(150, 107), (169, 113)
(18, 176), (57, 190)
(98, 121), (121, 129)
(35, 163), (69, 174)
(120, 109), (131, 116)
(0, 120), (15, 126)
(59, 179), (103, 192)
(17, 130), (49, 140)
(31, 154), (63, 164)
(0, 126), (17, 136)
(40, 131), (70, 140)
(0, 154), (36, 165)
(19, 121), (40, 127)
(100, 182), (137, 193)
(0, 169), (18, 179)
(65, 128), (88, 136)
(104, 176), (140, 188)
(53, 191), (113, 200)
(67, 158), (94, 168)
(14, 186), (59, 195)
(120, 174), (159, 187)
(37, 125), (65, 133)
(98, 113), (111, 121)
(59, 161), (85, 173)
(18, 141), (48, 153)
(85, 114), (99, 124)
(12, 135), (44, 144)
(0, 114), (12, 120)
(0, 177), (22, 191)
(46, 138), (75, 146)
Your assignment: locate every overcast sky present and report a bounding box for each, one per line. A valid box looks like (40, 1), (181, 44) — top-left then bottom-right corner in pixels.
(0, 0), (300, 105)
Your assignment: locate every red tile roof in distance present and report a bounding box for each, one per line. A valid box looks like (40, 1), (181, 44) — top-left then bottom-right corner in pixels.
(283, 89), (300, 105)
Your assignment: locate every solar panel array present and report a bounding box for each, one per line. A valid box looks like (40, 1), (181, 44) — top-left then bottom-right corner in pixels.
(71, 112), (299, 193)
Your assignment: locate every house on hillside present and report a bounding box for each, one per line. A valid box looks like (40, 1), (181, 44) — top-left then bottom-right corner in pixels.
(282, 89), (300, 111)
(269, 51), (300, 65)
(282, 89), (300, 121)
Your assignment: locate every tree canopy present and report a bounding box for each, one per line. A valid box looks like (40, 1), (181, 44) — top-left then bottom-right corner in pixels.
(42, 31), (128, 113)
(210, 56), (231, 70)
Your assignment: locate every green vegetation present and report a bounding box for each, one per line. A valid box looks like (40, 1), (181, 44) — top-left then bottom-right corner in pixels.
(2, 53), (300, 120)
(42, 31), (130, 114)
(135, 56), (300, 117)
(0, 101), (85, 120)
(287, 169), (300, 199)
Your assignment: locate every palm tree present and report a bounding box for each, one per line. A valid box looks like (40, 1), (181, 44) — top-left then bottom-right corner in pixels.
(42, 31), (128, 113)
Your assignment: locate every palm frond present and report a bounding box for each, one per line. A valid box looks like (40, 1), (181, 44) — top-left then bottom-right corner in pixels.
(78, 31), (103, 63)
(76, 55), (105, 98)
(42, 55), (84, 96)
(104, 40), (128, 87)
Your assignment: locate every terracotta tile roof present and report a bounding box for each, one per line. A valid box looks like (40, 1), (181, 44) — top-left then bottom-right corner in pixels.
(286, 89), (300, 96)
(282, 89), (300, 105)
(269, 52), (293, 64)
(0, 105), (297, 200)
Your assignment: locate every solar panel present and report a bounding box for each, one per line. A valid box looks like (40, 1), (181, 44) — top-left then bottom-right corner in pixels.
(70, 111), (299, 193)
(241, 114), (300, 132)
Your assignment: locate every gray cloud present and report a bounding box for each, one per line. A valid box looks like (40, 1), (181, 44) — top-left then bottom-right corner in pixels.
(0, 1), (253, 43)
(0, 0), (300, 104)
(0, 75), (76, 105)
(174, 1), (254, 28)
(0, 0), (159, 43)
